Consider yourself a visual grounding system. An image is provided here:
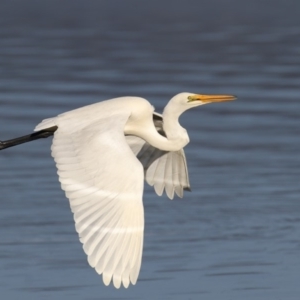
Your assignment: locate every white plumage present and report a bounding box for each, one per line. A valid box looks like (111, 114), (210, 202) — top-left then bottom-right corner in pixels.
(34, 93), (235, 288)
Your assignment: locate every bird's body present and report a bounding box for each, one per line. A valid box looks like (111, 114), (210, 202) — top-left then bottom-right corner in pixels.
(34, 95), (193, 288)
(0, 92), (236, 288)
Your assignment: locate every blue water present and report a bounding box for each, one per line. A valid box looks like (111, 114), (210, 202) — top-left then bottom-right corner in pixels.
(0, 1), (300, 299)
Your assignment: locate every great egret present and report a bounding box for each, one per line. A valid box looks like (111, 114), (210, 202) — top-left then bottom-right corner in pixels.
(0, 92), (236, 288)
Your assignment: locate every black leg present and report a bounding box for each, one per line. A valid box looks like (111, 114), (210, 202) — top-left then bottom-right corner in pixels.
(0, 126), (58, 151)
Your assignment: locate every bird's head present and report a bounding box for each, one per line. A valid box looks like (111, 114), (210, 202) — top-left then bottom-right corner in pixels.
(164, 92), (236, 116)
(177, 92), (236, 107)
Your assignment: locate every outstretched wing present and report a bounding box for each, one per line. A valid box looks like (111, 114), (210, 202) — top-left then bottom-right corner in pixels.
(126, 112), (190, 199)
(36, 112), (144, 289)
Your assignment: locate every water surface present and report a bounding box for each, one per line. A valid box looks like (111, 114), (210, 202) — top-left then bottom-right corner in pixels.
(0, 1), (300, 299)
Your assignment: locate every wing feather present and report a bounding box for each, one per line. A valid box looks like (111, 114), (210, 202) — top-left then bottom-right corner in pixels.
(178, 150), (190, 190)
(164, 152), (175, 199)
(153, 154), (167, 196)
(145, 158), (159, 186)
(37, 109), (145, 288)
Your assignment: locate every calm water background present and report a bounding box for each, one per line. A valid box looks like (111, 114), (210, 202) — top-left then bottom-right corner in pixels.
(0, 1), (300, 299)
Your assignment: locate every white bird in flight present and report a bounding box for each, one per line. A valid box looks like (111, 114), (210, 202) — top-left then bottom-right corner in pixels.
(0, 92), (236, 288)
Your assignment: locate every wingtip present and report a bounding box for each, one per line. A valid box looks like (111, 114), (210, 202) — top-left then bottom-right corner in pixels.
(183, 186), (191, 192)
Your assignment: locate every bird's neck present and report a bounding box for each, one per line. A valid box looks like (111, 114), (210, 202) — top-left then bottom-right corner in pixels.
(125, 114), (189, 152)
(162, 107), (185, 140)
(145, 120), (189, 151)
(125, 99), (189, 152)
(154, 104), (189, 150)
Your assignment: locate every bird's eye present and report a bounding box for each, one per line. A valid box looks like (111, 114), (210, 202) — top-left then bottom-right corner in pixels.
(187, 96), (193, 102)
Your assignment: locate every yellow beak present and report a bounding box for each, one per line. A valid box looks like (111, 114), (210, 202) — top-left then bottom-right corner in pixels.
(188, 94), (237, 103)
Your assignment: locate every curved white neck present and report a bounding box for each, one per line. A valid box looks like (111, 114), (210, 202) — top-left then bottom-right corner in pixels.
(125, 106), (189, 152)
(162, 104), (185, 140)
